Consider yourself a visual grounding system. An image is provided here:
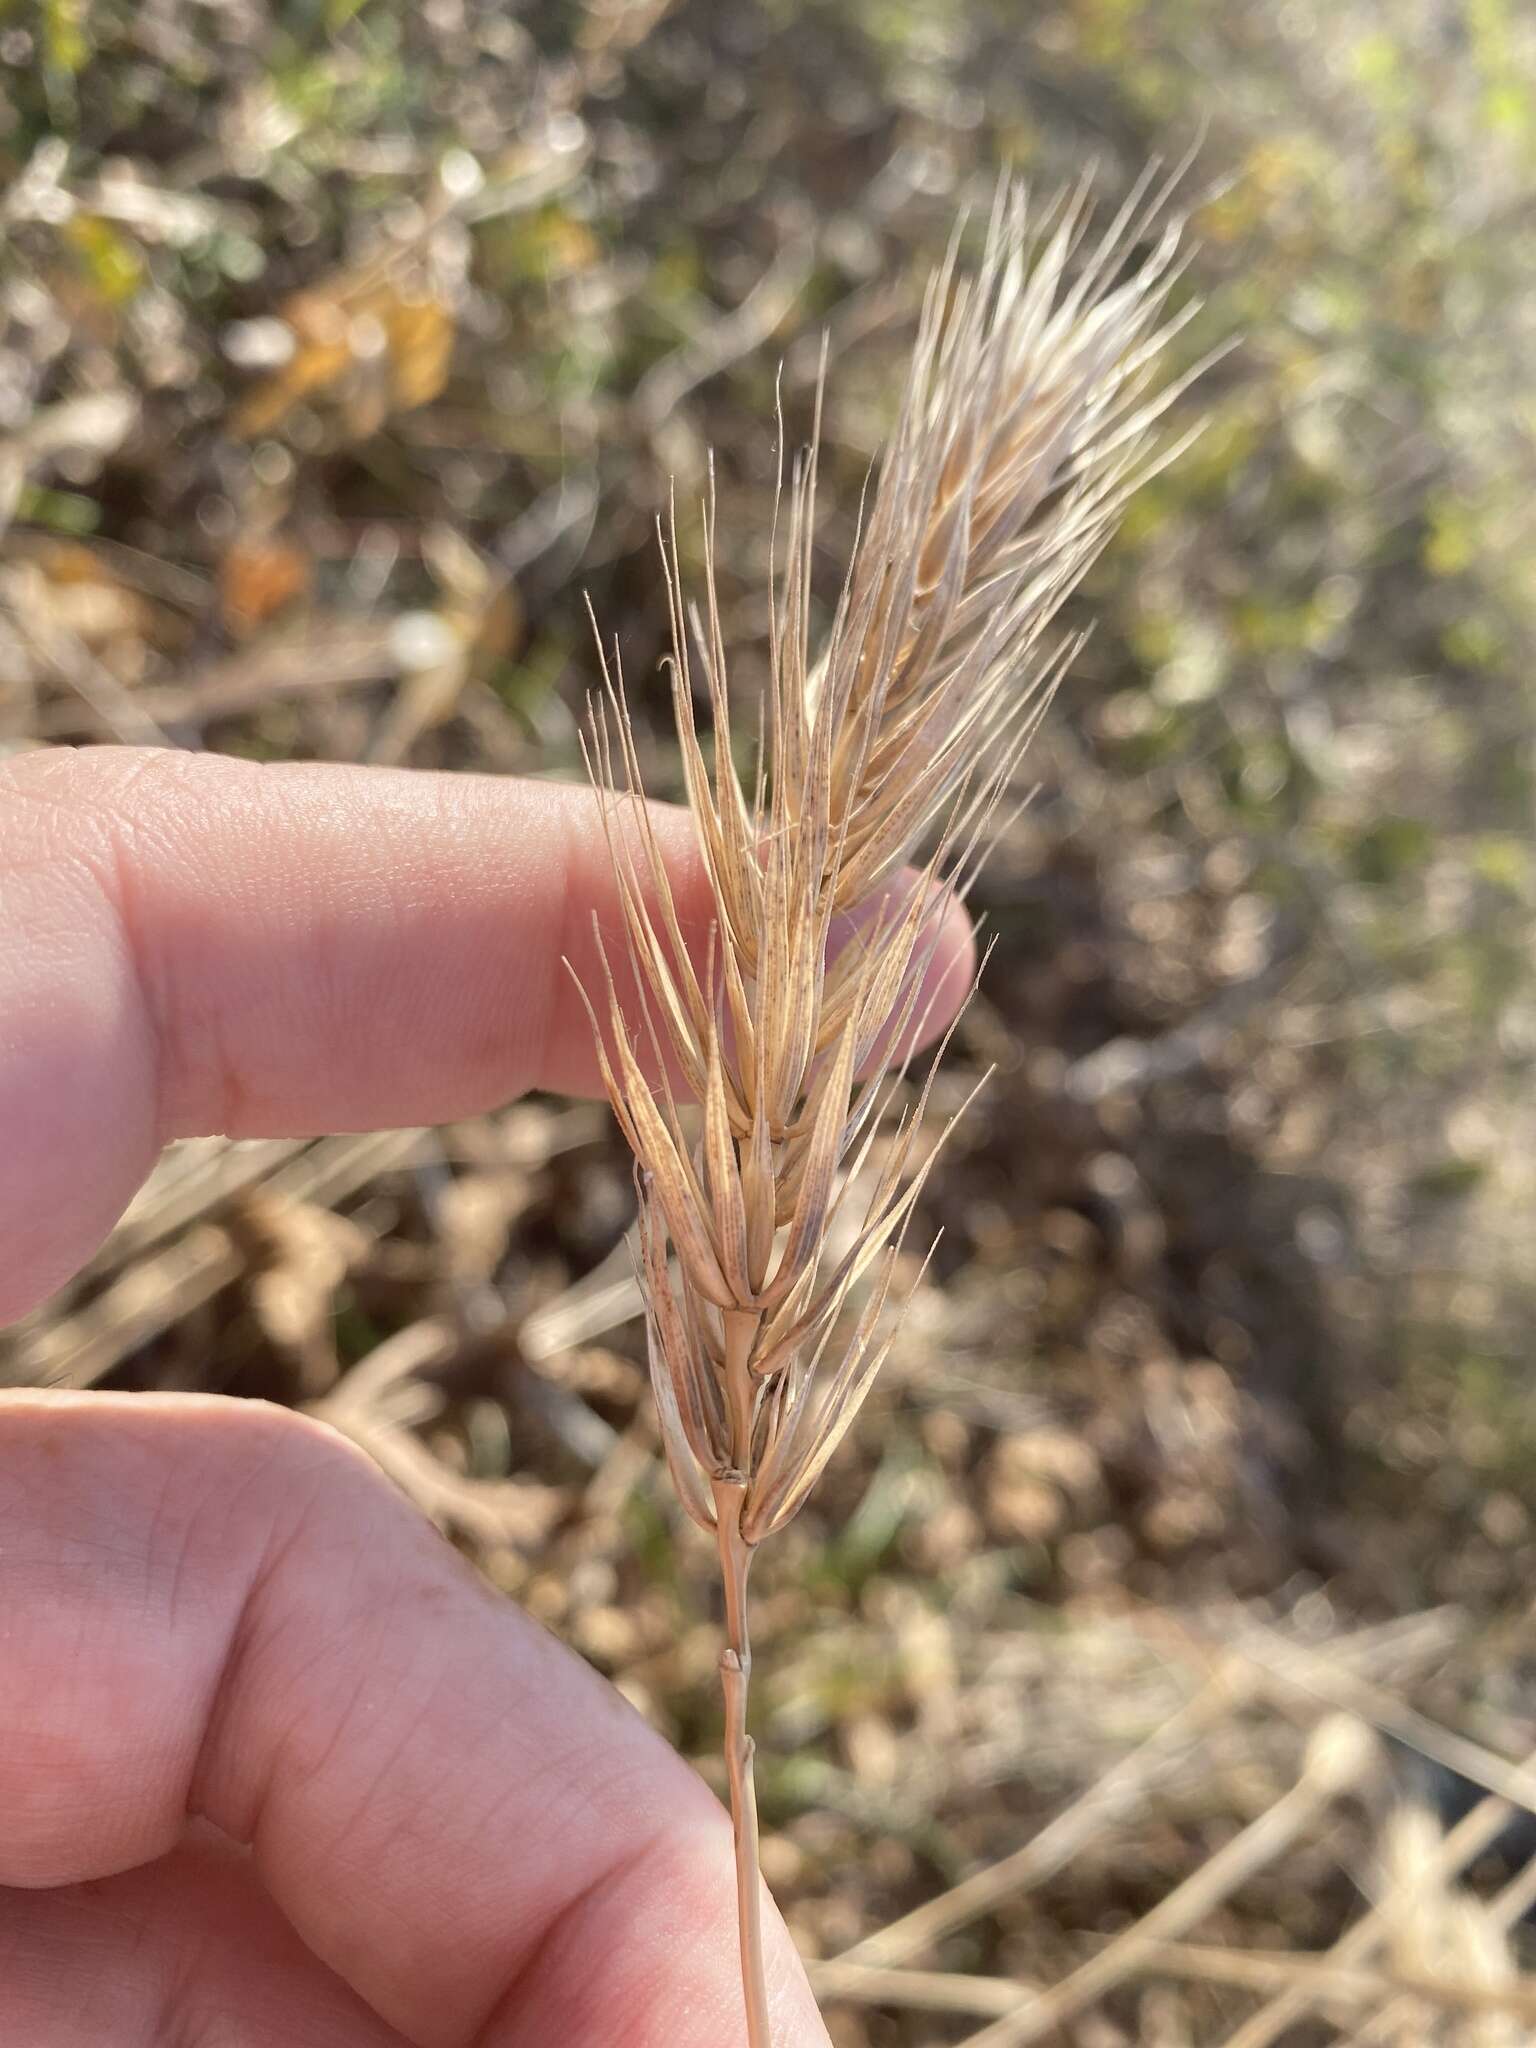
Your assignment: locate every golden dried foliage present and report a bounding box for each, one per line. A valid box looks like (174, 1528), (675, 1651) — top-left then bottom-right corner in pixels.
(218, 535), (313, 636)
(230, 277), (454, 441)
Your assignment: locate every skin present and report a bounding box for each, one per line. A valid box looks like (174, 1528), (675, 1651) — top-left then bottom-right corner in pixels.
(0, 744), (974, 2048)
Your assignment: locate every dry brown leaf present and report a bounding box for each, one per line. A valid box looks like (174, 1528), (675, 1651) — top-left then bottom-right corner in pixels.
(384, 294), (455, 410)
(234, 1193), (372, 1397)
(218, 535), (312, 636)
(230, 280), (455, 440)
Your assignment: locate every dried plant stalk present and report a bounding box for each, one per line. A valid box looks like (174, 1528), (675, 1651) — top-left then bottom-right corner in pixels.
(574, 172), (1197, 2046)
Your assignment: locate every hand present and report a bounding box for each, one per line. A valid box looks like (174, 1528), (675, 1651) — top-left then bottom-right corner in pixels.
(0, 745), (973, 2046)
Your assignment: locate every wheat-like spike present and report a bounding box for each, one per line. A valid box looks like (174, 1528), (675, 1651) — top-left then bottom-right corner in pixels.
(572, 173), (1197, 2048)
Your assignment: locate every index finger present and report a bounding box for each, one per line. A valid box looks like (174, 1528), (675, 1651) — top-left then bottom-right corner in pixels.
(0, 745), (973, 1322)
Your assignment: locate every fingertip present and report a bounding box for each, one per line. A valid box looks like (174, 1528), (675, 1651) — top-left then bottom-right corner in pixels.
(922, 883), (980, 1046)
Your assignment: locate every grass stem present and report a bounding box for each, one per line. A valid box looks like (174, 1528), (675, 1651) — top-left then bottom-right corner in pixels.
(714, 1465), (769, 2046)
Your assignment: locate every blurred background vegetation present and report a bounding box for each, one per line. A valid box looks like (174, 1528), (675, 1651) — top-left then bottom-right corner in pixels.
(4, 2), (1536, 2041)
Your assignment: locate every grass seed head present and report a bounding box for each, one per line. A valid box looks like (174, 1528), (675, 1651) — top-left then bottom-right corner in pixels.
(578, 171), (1195, 1546)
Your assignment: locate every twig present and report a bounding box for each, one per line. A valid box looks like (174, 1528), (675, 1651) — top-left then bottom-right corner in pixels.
(1219, 1753), (1536, 2048)
(312, 1317), (457, 1420)
(1492, 1843), (1536, 1927)
(2, 1130), (425, 1388)
(812, 1944), (1536, 2026)
(810, 1960), (1022, 2017)
(33, 618), (406, 737)
(1233, 1623), (1536, 1816)
(631, 228), (815, 435)
(954, 1716), (1376, 2048)
(836, 1664), (1252, 1969)
(518, 1238), (644, 1359)
(103, 1137), (311, 1266)
(6, 590), (170, 745)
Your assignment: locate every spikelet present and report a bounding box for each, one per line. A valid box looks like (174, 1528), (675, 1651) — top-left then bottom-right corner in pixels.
(573, 170), (1198, 2045)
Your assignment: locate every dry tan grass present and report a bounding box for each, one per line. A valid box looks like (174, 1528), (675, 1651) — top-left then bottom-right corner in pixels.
(575, 172), (1197, 2043)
